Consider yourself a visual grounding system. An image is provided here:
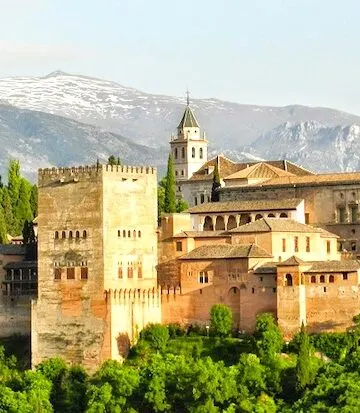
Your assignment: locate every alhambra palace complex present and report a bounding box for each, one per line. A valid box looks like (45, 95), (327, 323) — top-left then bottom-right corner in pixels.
(2, 103), (360, 369)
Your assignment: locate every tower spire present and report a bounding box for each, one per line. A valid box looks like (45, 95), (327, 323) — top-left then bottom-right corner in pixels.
(186, 89), (190, 106)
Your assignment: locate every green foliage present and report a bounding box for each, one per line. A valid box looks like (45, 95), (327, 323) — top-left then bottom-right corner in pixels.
(176, 197), (188, 212)
(140, 324), (170, 352)
(254, 313), (283, 361)
(164, 154), (176, 213)
(0, 207), (8, 244)
(210, 304), (233, 337)
(167, 323), (186, 338)
(295, 323), (314, 393)
(211, 162), (221, 202)
(29, 185), (38, 218)
(157, 177), (166, 217)
(107, 155), (121, 165)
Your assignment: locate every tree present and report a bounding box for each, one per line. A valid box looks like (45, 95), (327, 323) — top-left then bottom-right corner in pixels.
(14, 179), (33, 235)
(0, 208), (7, 244)
(254, 313), (283, 361)
(157, 177), (166, 217)
(140, 324), (170, 352)
(164, 154), (176, 213)
(1, 188), (14, 235)
(176, 198), (188, 213)
(7, 160), (21, 210)
(296, 323), (314, 393)
(210, 304), (233, 337)
(107, 155), (121, 166)
(29, 185), (38, 218)
(211, 162), (221, 202)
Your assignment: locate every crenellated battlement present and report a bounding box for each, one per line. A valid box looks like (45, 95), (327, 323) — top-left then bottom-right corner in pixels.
(38, 164), (157, 186)
(105, 287), (161, 304)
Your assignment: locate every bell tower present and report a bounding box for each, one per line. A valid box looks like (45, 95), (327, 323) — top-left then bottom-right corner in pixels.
(170, 92), (208, 181)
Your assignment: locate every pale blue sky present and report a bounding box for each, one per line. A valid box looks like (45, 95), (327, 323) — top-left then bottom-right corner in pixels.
(1, 0), (360, 114)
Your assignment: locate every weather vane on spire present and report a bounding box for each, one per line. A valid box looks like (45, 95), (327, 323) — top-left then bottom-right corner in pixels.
(186, 89), (190, 106)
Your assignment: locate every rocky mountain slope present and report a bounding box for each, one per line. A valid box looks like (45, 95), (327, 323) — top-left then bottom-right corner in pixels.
(0, 104), (162, 181)
(1, 71), (360, 150)
(239, 121), (360, 173)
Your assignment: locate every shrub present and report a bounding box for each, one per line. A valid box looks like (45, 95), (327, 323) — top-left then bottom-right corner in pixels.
(140, 324), (169, 352)
(210, 304), (233, 337)
(167, 323), (186, 339)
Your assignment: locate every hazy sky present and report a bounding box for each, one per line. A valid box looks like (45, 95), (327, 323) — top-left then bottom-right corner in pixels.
(1, 0), (360, 114)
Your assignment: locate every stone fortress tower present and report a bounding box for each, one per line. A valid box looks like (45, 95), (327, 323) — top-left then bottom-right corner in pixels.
(170, 93), (208, 183)
(31, 164), (161, 371)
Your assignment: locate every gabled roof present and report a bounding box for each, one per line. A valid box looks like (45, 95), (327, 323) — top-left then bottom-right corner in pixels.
(305, 260), (360, 273)
(173, 230), (230, 238)
(189, 155), (238, 181)
(188, 157), (313, 182)
(179, 243), (273, 260)
(187, 198), (303, 214)
(229, 218), (323, 234)
(277, 256), (305, 266)
(177, 106), (199, 129)
(224, 162), (295, 181)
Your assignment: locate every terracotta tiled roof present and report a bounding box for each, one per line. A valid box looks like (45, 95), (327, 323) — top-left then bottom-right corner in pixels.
(255, 259), (360, 274)
(4, 260), (37, 269)
(316, 227), (340, 239)
(277, 256), (305, 266)
(187, 198), (303, 214)
(224, 162), (295, 181)
(250, 172), (360, 188)
(229, 218), (327, 234)
(179, 243), (273, 260)
(173, 231), (230, 238)
(189, 155), (239, 182)
(189, 157), (314, 182)
(305, 260), (360, 273)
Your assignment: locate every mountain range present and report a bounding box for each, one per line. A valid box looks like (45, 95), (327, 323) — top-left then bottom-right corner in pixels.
(1, 70), (360, 179)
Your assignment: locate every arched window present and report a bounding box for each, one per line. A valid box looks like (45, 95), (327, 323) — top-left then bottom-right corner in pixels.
(83, 230), (87, 239)
(123, 230), (126, 237)
(268, 213), (275, 218)
(62, 231), (66, 239)
(138, 230), (141, 238)
(240, 214), (251, 225)
(203, 216), (213, 231)
(329, 275), (334, 283)
(76, 231), (80, 238)
(182, 147), (185, 159)
(174, 148), (178, 159)
(133, 230), (136, 238)
(215, 216), (225, 231)
(118, 230), (121, 237)
(69, 231), (73, 239)
(255, 214), (263, 221)
(285, 274), (293, 287)
(128, 230), (131, 238)
(280, 212), (288, 218)
(200, 148), (203, 159)
(54, 231), (59, 239)
(227, 215), (237, 230)
(311, 275), (316, 283)
(192, 147), (195, 158)
(320, 275), (325, 283)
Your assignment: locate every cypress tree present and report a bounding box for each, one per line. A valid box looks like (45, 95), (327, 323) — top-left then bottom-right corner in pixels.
(29, 185), (38, 218)
(1, 188), (15, 236)
(14, 179), (33, 235)
(164, 154), (176, 213)
(0, 208), (7, 244)
(211, 162), (221, 202)
(7, 159), (21, 216)
(296, 322), (312, 393)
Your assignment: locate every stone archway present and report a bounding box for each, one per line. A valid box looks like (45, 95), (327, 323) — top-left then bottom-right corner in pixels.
(240, 214), (251, 225)
(255, 214), (263, 221)
(203, 216), (213, 231)
(215, 216), (225, 230)
(225, 286), (240, 328)
(227, 215), (237, 230)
